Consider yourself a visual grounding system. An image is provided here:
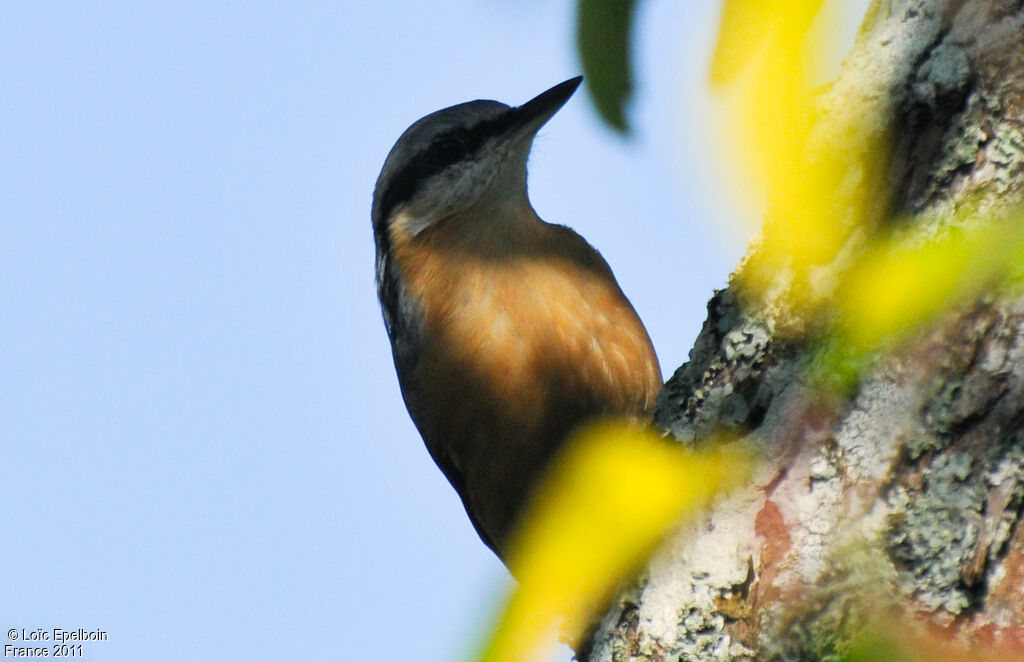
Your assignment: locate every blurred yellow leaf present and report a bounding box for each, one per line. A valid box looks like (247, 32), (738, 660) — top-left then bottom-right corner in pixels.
(838, 214), (1024, 351)
(711, 0), (822, 87)
(475, 421), (750, 662)
(710, 0), (772, 86)
(713, 0), (865, 309)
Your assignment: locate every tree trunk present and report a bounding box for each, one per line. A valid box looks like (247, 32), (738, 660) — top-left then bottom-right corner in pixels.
(584, 1), (1024, 659)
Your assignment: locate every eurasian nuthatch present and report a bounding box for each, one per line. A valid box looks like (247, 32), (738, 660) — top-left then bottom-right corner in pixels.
(372, 77), (661, 562)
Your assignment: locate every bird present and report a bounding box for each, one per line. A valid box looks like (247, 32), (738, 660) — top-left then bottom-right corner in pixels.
(371, 76), (662, 563)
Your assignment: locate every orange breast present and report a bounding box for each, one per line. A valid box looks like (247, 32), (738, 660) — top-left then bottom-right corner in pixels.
(389, 209), (661, 553)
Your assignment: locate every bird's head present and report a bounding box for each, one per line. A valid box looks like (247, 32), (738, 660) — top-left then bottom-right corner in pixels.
(372, 76), (583, 239)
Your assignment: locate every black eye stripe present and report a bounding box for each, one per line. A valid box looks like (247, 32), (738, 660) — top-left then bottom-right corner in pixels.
(375, 111), (520, 225)
(429, 132), (470, 164)
(437, 132), (466, 151)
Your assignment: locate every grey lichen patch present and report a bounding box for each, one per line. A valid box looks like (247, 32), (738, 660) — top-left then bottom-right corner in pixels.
(723, 323), (771, 362)
(886, 451), (984, 615)
(655, 289), (788, 443)
(904, 433), (947, 460)
(887, 29), (984, 214)
(920, 377), (966, 446)
(830, 369), (916, 483)
(911, 40), (971, 108)
(923, 371), (1008, 438)
(947, 122), (987, 171)
(585, 600), (641, 662)
(985, 121), (1024, 194)
(980, 442), (1024, 564)
(978, 452), (1019, 577)
(591, 580), (747, 662)
(989, 123), (1024, 168)
(894, 9), (1024, 213)
(928, 101), (988, 201)
(670, 607), (729, 661)
(596, 492), (766, 662)
(917, 310), (1009, 448)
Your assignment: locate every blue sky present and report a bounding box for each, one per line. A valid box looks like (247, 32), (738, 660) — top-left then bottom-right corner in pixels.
(2, 2), (865, 661)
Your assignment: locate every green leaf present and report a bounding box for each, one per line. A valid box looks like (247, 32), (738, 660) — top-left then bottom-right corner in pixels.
(576, 0), (638, 133)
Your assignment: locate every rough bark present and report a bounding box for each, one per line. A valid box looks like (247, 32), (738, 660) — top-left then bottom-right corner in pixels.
(583, 1), (1024, 659)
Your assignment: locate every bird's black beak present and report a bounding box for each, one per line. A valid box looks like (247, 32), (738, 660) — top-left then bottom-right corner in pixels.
(508, 76), (583, 140)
